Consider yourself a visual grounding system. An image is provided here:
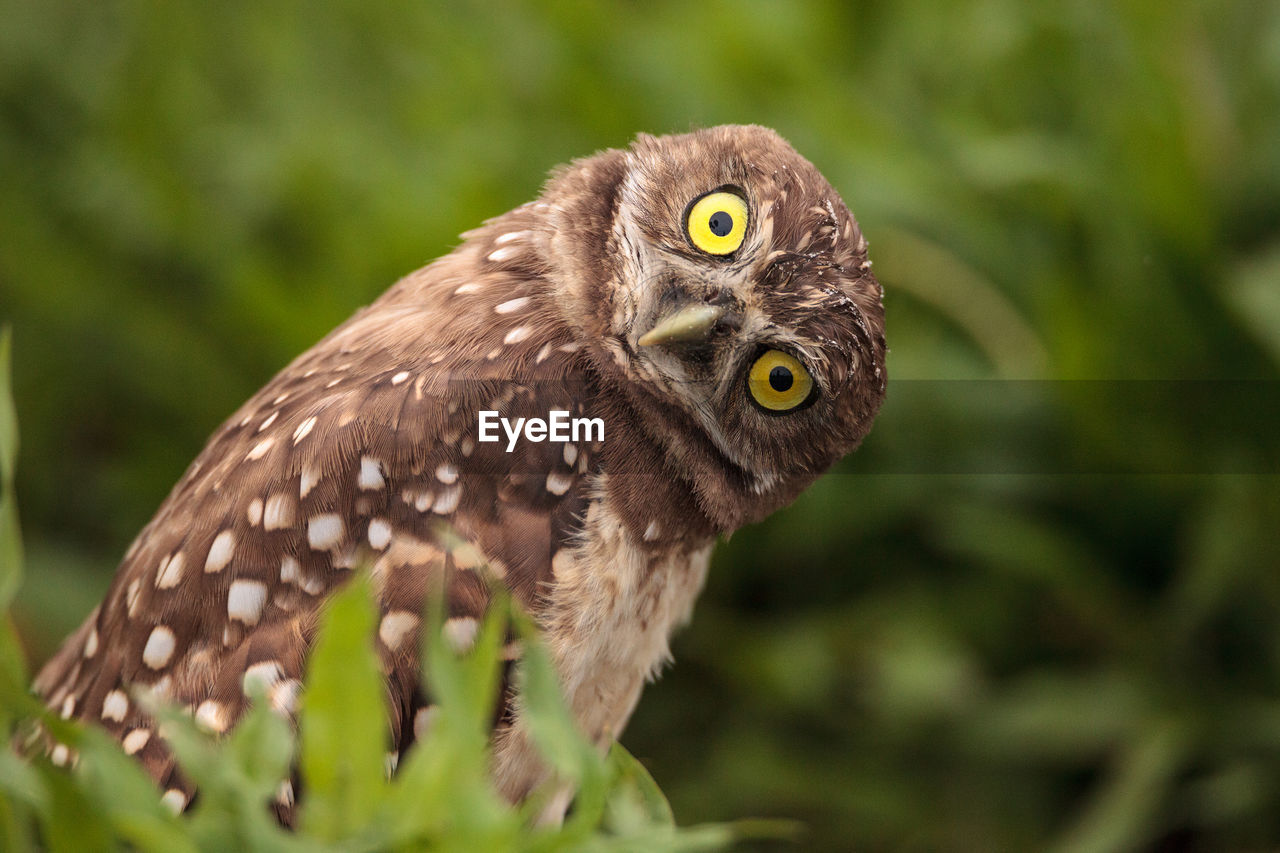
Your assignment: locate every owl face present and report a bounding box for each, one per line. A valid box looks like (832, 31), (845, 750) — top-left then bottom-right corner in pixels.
(558, 126), (886, 527)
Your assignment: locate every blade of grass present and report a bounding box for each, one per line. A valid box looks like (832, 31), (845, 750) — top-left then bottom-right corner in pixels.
(0, 326), (23, 611)
(297, 573), (387, 840)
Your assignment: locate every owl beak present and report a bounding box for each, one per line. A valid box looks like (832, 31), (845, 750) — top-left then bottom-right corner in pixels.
(637, 303), (725, 347)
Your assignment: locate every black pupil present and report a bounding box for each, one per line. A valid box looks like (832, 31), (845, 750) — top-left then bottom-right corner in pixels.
(768, 365), (793, 392)
(708, 210), (734, 237)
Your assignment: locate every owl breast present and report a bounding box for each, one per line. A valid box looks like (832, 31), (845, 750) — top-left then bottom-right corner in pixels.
(492, 485), (714, 803)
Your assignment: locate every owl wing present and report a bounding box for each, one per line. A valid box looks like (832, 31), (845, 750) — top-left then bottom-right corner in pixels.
(32, 219), (599, 815)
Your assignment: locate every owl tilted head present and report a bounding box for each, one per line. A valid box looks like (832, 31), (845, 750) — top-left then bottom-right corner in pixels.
(544, 125), (886, 532)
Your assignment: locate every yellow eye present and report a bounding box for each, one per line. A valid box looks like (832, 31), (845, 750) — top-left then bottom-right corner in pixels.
(747, 349), (814, 412)
(685, 190), (748, 255)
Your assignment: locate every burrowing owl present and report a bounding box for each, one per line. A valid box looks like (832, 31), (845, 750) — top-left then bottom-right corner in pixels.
(33, 125), (886, 820)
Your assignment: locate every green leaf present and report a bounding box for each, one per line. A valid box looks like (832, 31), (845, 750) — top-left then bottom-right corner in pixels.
(0, 747), (47, 814)
(224, 695), (295, 803)
(72, 725), (196, 853)
(37, 761), (118, 853)
(1225, 242), (1280, 368)
(142, 694), (297, 852)
(1048, 719), (1189, 853)
(511, 609), (603, 789)
(420, 584), (506, 742)
(0, 328), (17, 490)
(0, 614), (36, 730)
(382, 592), (519, 848)
(0, 326), (23, 611)
(297, 573), (387, 840)
(0, 788), (38, 853)
(510, 607), (608, 839)
(604, 743), (675, 833)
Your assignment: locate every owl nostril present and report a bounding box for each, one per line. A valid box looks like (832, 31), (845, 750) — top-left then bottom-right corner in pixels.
(704, 290), (744, 335)
(708, 289), (736, 308)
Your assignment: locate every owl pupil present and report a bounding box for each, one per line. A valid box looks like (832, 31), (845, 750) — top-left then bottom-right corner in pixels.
(708, 211), (733, 237)
(768, 365), (793, 392)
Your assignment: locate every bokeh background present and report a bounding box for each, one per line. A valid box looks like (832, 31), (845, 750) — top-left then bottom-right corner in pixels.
(4, 0), (1280, 849)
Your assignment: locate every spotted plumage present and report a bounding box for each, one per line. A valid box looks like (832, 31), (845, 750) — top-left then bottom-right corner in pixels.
(33, 125), (886, 821)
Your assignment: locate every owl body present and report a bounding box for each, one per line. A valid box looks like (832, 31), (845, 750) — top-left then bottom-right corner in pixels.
(34, 125), (886, 818)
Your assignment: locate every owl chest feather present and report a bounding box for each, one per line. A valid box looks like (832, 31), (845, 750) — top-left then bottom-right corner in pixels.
(492, 485), (713, 801)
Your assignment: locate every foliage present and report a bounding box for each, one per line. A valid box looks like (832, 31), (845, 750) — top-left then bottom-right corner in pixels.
(3, 0), (1280, 850)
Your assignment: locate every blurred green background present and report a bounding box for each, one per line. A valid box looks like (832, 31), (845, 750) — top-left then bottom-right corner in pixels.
(3, 0), (1280, 849)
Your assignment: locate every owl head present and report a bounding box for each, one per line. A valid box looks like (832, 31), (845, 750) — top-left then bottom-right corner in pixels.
(545, 125), (886, 532)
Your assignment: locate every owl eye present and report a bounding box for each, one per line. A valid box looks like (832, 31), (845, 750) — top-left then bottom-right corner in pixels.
(746, 349), (814, 413)
(685, 190), (748, 256)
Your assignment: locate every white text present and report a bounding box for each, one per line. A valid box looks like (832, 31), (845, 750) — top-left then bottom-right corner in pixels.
(477, 410), (604, 452)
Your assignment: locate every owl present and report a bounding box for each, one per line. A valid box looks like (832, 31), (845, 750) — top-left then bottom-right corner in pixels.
(32, 125), (886, 822)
